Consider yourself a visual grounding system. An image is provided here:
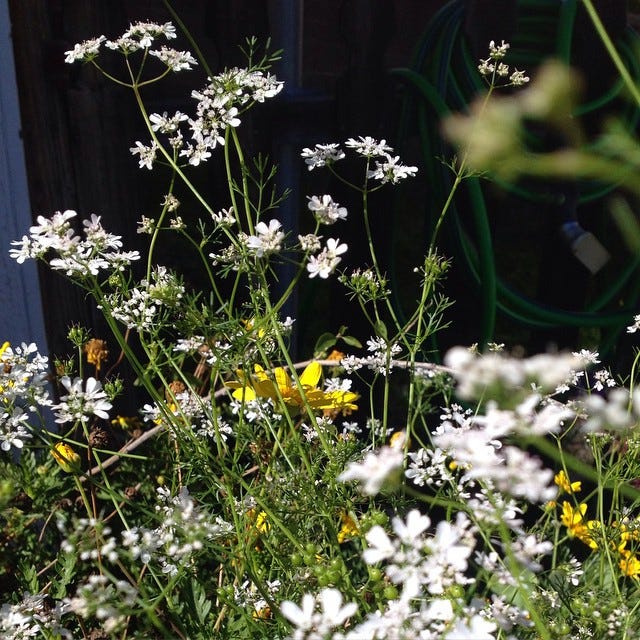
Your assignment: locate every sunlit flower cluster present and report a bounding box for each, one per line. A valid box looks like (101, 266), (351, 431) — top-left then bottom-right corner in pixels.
(341, 336), (402, 375)
(102, 265), (184, 332)
(9, 210), (140, 278)
(301, 137), (418, 185)
(0, 341), (50, 451)
(121, 486), (232, 576)
(307, 195), (348, 225)
(52, 376), (112, 424)
(65, 20), (197, 73)
(306, 238), (348, 279)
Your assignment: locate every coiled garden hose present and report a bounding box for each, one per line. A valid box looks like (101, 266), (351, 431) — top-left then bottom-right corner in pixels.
(392, 0), (640, 355)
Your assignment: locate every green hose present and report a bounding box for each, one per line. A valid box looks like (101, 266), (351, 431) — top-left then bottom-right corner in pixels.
(392, 0), (640, 351)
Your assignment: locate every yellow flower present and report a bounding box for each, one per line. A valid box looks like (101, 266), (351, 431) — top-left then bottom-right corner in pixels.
(554, 470), (581, 495)
(253, 604), (272, 620)
(619, 550), (640, 579)
(560, 501), (598, 549)
(0, 342), (9, 358)
(229, 362), (358, 413)
(247, 507), (270, 535)
(51, 442), (81, 473)
(337, 511), (359, 544)
(111, 415), (143, 430)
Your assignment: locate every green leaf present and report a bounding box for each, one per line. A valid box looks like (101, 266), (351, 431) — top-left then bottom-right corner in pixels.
(314, 332), (336, 357)
(374, 321), (388, 340)
(341, 335), (362, 349)
(192, 578), (212, 625)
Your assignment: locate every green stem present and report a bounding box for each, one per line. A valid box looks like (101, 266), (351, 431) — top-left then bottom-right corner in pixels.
(581, 0), (640, 108)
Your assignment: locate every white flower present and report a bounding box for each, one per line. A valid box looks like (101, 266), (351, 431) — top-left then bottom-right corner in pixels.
(580, 386), (640, 433)
(489, 39), (510, 59)
(511, 534), (553, 572)
(306, 238), (347, 279)
(627, 314), (640, 333)
(307, 195), (347, 225)
(300, 143), (345, 170)
(345, 136), (393, 157)
(130, 140), (158, 170)
(53, 376), (112, 424)
(149, 111), (188, 133)
(281, 594), (316, 635)
(338, 438), (403, 495)
(64, 36), (106, 63)
(298, 233), (322, 252)
(363, 525), (395, 565)
(392, 509), (431, 545)
(509, 69), (530, 85)
(281, 588), (357, 639)
(445, 614), (496, 639)
(245, 219), (285, 257)
(366, 154), (417, 184)
(148, 47), (198, 72)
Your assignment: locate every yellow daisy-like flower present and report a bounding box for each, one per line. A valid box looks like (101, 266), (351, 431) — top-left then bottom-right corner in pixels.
(51, 442), (81, 473)
(0, 341), (9, 358)
(560, 501), (598, 550)
(619, 549), (640, 579)
(554, 470), (581, 495)
(228, 362), (358, 414)
(337, 510), (359, 544)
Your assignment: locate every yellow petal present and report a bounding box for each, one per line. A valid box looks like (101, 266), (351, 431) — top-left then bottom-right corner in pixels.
(233, 386), (257, 401)
(274, 367), (293, 393)
(299, 362), (322, 387)
(52, 442), (81, 473)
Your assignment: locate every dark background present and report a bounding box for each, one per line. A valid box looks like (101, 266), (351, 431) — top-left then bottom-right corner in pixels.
(9, 0), (639, 369)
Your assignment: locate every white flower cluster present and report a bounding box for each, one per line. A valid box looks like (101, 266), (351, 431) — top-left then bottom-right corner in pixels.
(627, 313), (640, 333)
(166, 386), (233, 442)
(10, 210), (140, 278)
(432, 401), (558, 503)
(0, 593), (71, 640)
(245, 219), (285, 257)
(444, 346), (586, 404)
(281, 588), (357, 640)
(0, 342), (50, 452)
(300, 143), (345, 170)
(177, 67), (282, 166)
(58, 516), (119, 564)
(306, 238), (348, 279)
(307, 195), (347, 225)
(338, 432), (405, 495)
(52, 376), (112, 424)
(301, 137), (418, 185)
(283, 503), (539, 639)
(65, 21), (197, 72)
(341, 336), (402, 375)
(229, 395), (283, 426)
(235, 579), (281, 619)
(103, 266), (184, 332)
(121, 486), (232, 576)
(363, 510), (475, 598)
(579, 386), (640, 433)
(477, 40), (529, 87)
(66, 574), (137, 635)
(324, 509), (519, 640)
